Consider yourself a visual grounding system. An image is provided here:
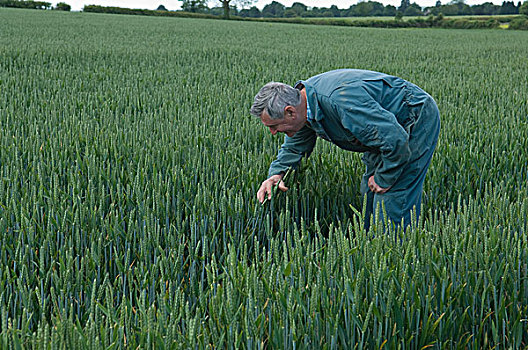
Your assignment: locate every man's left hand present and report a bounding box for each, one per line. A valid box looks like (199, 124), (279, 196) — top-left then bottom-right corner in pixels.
(368, 175), (390, 194)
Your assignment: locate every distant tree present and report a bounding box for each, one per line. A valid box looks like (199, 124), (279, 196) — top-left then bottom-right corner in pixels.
(284, 8), (296, 17)
(179, 0), (207, 12)
(499, 1), (518, 14)
(312, 5), (339, 17)
(471, 2), (499, 14)
(207, 6), (226, 15)
(404, 2), (423, 15)
(308, 6), (324, 17)
(521, 0), (528, 15)
(399, 0), (411, 12)
(217, 0), (254, 18)
(350, 2), (369, 16)
(435, 0), (442, 6)
(329, 5), (341, 17)
(370, 2), (386, 15)
(288, 2), (307, 16)
(7, 0), (51, 9)
(157, 4), (167, 10)
(262, 1), (285, 17)
(350, 2), (385, 16)
(55, 1), (70, 10)
(239, 5), (260, 17)
(395, 10), (403, 19)
(384, 4), (397, 16)
(441, 0), (471, 15)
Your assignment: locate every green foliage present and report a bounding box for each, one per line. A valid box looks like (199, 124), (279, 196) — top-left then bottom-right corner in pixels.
(54, 2), (70, 11)
(262, 0), (285, 17)
(240, 15), (502, 29)
(217, 0), (254, 19)
(441, 16), (500, 28)
(520, 0), (528, 15)
(238, 5), (261, 17)
(403, 2), (423, 16)
(399, 0), (411, 12)
(508, 15), (528, 28)
(1, 8), (528, 348)
(349, 1), (386, 17)
(179, 0), (207, 13)
(82, 4), (219, 19)
(433, 0), (472, 15)
(0, 0), (50, 9)
(76, 6), (509, 30)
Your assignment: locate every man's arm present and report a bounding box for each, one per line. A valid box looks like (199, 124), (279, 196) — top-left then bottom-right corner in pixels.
(257, 125), (317, 203)
(267, 125), (317, 177)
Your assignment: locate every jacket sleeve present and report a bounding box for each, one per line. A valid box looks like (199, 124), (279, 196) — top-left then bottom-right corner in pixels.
(268, 125), (317, 178)
(331, 88), (410, 189)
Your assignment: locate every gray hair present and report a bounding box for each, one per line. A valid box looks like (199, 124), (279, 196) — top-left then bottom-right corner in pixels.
(250, 82), (301, 120)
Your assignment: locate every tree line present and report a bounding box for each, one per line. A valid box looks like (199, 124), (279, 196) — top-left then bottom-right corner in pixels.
(2, 0), (527, 22)
(180, 0), (527, 18)
(0, 0), (70, 10)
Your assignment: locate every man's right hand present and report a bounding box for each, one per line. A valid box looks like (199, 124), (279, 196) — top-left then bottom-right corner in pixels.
(257, 174), (288, 203)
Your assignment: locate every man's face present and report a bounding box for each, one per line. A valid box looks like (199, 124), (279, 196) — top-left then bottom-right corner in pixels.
(260, 107), (304, 137)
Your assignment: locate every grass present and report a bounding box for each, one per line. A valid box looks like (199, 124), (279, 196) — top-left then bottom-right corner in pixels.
(0, 7), (527, 348)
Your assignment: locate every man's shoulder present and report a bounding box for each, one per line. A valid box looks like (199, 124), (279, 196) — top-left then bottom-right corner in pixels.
(304, 69), (389, 95)
(308, 69), (389, 81)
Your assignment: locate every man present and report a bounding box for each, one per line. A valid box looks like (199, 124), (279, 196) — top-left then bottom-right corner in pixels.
(250, 69), (440, 230)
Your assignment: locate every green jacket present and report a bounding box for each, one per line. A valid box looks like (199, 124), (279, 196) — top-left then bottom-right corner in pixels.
(268, 69), (431, 189)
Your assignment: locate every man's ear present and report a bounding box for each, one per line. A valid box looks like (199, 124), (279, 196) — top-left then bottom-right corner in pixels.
(284, 106), (296, 119)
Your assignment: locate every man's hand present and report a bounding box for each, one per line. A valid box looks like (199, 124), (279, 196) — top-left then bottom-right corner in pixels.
(368, 175), (390, 194)
(257, 174), (288, 203)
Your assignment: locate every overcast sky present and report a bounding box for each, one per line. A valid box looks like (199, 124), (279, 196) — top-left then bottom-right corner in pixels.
(64, 0), (505, 13)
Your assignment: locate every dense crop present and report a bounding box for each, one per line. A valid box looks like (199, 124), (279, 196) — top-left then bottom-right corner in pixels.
(0, 7), (527, 348)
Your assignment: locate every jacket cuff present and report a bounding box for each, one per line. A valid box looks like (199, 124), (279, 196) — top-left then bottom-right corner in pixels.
(373, 173), (395, 190)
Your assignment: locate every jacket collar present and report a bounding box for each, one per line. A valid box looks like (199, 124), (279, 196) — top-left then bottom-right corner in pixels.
(295, 80), (330, 140)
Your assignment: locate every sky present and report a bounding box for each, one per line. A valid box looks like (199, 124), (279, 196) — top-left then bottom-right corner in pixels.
(64, 0), (506, 13)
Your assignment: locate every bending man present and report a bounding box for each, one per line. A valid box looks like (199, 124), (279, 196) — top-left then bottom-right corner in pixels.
(251, 69), (440, 230)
